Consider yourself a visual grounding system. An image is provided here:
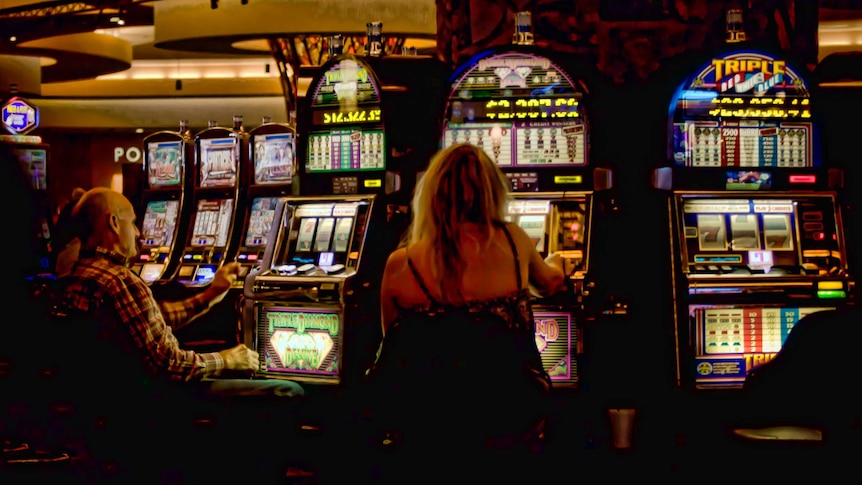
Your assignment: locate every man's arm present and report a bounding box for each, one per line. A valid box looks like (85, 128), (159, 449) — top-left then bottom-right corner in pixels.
(160, 262), (241, 331)
(113, 273), (224, 381)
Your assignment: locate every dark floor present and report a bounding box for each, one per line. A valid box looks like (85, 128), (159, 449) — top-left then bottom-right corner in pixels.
(2, 386), (852, 484)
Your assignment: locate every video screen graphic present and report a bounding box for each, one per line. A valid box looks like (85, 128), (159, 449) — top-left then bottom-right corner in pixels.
(253, 133), (294, 184)
(257, 306), (341, 379)
(147, 141), (182, 187)
(534, 311), (577, 385)
(199, 137), (238, 188)
(190, 198), (233, 247)
(13, 148), (47, 190)
(140, 200), (180, 248)
(245, 197), (279, 247)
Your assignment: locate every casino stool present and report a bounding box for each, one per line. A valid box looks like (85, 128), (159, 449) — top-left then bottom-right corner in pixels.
(728, 425), (827, 481)
(730, 308), (862, 480)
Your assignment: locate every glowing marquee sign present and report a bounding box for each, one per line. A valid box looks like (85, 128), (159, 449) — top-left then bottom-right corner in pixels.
(2, 96), (39, 135)
(678, 51), (811, 120)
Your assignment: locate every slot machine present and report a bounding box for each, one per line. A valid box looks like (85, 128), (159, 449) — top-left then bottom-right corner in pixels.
(245, 29), (450, 388)
(129, 121), (194, 287)
(233, 117), (297, 286)
(173, 116), (247, 288)
(653, 49), (857, 392)
(2, 96), (53, 278)
(167, 117), (248, 350)
(439, 12), (613, 389)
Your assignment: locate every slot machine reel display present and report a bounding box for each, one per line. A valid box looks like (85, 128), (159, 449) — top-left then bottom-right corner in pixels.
(440, 15), (613, 388)
(655, 50), (856, 389)
(130, 121), (193, 286)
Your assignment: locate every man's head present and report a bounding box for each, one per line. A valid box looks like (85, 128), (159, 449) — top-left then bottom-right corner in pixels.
(72, 188), (139, 259)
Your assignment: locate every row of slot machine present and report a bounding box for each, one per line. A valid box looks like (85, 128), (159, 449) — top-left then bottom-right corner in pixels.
(128, 19), (857, 410)
(243, 26), (614, 390)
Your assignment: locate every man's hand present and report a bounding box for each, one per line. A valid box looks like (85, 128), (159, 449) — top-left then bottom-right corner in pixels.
(218, 343), (260, 373)
(203, 262), (241, 305)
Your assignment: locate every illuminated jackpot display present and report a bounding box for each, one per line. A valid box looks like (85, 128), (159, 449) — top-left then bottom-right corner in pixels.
(442, 51), (589, 167)
(306, 57), (385, 173)
(670, 51), (816, 168)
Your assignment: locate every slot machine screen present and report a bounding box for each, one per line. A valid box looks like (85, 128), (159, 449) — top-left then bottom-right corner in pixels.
(190, 198), (233, 248)
(12, 148), (47, 190)
(256, 304), (342, 379)
(139, 263), (165, 284)
(442, 52), (589, 167)
(669, 51), (816, 168)
(274, 201), (362, 268)
(245, 197), (279, 247)
(193, 265), (217, 284)
(253, 133), (295, 184)
(199, 137), (238, 188)
(506, 198), (587, 276)
(140, 200), (179, 248)
(726, 170), (773, 190)
(691, 304), (835, 387)
(679, 194), (844, 275)
(147, 141), (182, 188)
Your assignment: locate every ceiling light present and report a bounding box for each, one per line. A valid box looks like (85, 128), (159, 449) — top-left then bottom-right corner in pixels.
(9, 36), (16, 42)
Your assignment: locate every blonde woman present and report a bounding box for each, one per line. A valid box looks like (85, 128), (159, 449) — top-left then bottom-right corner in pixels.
(381, 143), (565, 339)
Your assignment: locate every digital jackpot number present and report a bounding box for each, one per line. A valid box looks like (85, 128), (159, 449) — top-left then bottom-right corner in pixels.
(321, 108), (382, 125)
(707, 96), (810, 119)
(485, 97), (580, 120)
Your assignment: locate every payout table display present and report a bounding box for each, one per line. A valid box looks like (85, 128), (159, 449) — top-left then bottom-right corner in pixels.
(670, 51), (816, 168)
(442, 51), (588, 169)
(691, 305), (834, 386)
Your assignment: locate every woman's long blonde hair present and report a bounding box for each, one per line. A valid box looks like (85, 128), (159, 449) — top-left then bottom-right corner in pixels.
(409, 143), (510, 303)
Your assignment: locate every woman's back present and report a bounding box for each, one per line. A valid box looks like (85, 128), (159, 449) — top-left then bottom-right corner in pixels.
(386, 222), (534, 329)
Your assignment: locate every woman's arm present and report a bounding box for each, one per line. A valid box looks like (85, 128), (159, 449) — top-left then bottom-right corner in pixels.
(507, 223), (565, 296)
(528, 251), (566, 297)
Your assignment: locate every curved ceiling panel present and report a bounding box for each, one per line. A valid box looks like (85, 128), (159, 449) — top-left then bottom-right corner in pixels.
(18, 32), (132, 83)
(0, 54), (41, 96)
(153, 0), (436, 54)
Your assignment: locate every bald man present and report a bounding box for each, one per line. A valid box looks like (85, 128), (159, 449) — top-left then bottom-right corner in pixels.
(59, 188), (304, 396)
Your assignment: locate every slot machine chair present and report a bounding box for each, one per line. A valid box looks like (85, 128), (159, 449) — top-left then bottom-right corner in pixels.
(29, 303), (310, 483)
(730, 307), (861, 477)
(362, 311), (550, 483)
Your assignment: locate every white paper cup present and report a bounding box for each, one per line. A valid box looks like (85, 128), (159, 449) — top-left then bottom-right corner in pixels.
(608, 408), (636, 449)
